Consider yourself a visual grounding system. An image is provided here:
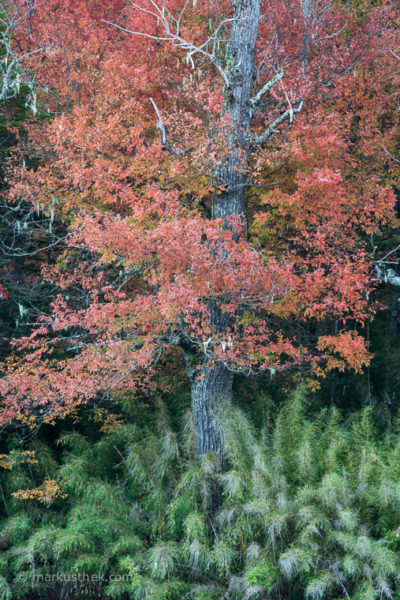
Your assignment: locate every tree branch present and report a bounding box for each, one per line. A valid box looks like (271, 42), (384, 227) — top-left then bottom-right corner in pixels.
(103, 7), (232, 88)
(150, 97), (193, 156)
(375, 264), (400, 287)
(255, 99), (303, 144)
(382, 143), (400, 164)
(250, 70), (283, 114)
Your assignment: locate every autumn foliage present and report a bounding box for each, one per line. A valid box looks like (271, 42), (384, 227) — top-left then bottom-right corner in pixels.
(0, 0), (398, 425)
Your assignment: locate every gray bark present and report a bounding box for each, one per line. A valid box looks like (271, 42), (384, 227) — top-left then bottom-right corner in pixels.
(192, 0), (261, 467)
(212, 0), (261, 225)
(191, 362), (233, 469)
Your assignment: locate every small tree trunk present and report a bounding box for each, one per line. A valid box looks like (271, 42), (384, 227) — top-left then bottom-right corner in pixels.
(191, 362), (233, 470)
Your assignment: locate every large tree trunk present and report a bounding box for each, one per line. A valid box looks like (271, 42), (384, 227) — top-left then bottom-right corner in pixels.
(191, 362), (233, 470)
(190, 0), (261, 467)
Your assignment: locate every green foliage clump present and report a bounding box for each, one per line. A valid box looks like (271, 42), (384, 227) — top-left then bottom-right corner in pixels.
(245, 558), (277, 590)
(1, 390), (400, 600)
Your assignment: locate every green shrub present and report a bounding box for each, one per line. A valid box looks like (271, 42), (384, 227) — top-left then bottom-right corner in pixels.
(1, 390), (400, 599)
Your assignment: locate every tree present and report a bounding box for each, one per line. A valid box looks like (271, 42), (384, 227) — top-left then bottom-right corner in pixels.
(0, 0), (396, 467)
(0, 1), (67, 376)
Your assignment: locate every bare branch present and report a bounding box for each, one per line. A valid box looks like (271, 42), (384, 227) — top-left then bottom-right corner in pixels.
(102, 20), (170, 41)
(0, 2), (48, 105)
(250, 70), (283, 114)
(255, 100), (303, 144)
(380, 244), (400, 263)
(150, 97), (193, 156)
(375, 264), (400, 287)
(102, 3), (232, 88)
(382, 144), (400, 164)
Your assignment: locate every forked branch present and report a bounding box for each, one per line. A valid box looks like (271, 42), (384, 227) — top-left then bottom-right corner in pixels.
(103, 0), (232, 87)
(255, 99), (303, 144)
